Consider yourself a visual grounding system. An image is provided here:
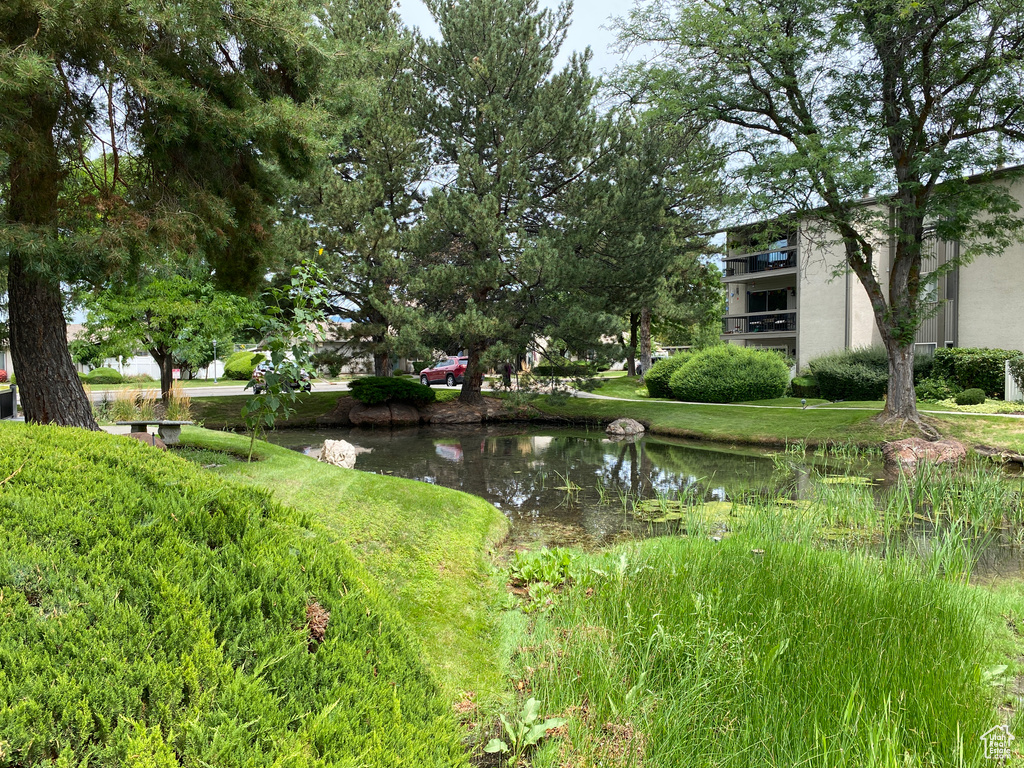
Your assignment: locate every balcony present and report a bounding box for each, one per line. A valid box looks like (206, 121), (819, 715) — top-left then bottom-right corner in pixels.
(721, 311), (797, 336)
(723, 247), (797, 281)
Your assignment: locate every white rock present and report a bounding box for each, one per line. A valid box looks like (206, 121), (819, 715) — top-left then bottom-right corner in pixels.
(320, 439), (358, 469)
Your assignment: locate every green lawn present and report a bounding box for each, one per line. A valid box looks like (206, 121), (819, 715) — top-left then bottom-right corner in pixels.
(177, 427), (510, 700)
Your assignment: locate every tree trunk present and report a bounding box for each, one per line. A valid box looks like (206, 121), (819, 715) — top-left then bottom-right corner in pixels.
(373, 349), (392, 377)
(6, 92), (97, 429)
(8, 255), (98, 429)
(626, 312), (638, 376)
(639, 306), (652, 376)
(459, 344), (485, 404)
(153, 348), (173, 405)
(882, 339), (919, 422)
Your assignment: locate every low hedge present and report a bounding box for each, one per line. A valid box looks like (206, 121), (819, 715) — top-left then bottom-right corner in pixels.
(531, 362), (597, 378)
(669, 346), (788, 403)
(934, 347), (1019, 398)
(790, 375), (819, 398)
(0, 422), (467, 766)
(644, 353), (691, 398)
(85, 366), (123, 384)
(810, 358), (888, 401)
(348, 376), (436, 406)
(223, 350), (266, 381)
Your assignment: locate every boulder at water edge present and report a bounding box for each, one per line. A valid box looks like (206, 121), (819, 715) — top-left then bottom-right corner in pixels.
(321, 439), (358, 469)
(606, 418), (645, 437)
(882, 438), (967, 471)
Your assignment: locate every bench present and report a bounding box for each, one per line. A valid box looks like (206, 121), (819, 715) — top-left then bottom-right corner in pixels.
(115, 420), (193, 445)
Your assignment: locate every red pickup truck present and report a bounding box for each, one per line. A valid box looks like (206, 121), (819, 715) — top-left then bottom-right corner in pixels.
(419, 357), (469, 387)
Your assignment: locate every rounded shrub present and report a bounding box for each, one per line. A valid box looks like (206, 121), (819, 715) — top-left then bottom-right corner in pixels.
(790, 375), (819, 398)
(85, 366), (123, 384)
(223, 350), (266, 380)
(954, 388), (986, 406)
(915, 377), (959, 401)
(348, 376), (436, 406)
(644, 353), (691, 398)
(0, 422), (468, 766)
(669, 346), (788, 403)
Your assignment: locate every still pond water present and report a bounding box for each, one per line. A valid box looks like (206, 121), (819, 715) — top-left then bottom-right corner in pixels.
(267, 424), (1024, 580)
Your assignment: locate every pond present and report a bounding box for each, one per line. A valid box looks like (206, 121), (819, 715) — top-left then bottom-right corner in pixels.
(265, 424), (1024, 582)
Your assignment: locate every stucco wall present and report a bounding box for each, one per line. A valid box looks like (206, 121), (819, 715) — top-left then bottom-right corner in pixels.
(796, 226), (847, 368)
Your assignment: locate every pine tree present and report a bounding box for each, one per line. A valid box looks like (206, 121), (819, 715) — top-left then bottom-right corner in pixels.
(291, 1), (428, 377)
(415, 0), (599, 403)
(1, 0), (325, 427)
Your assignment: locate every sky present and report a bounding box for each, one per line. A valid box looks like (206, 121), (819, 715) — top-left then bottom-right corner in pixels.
(394, 0), (631, 76)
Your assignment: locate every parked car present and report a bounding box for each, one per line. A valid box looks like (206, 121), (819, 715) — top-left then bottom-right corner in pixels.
(251, 361), (312, 394)
(419, 356), (469, 387)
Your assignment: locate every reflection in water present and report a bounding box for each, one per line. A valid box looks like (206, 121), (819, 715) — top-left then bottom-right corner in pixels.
(266, 425), (1024, 579)
(268, 425), (791, 549)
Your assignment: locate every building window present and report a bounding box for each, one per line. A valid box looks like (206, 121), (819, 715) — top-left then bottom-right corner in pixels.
(748, 289), (788, 313)
(915, 342), (937, 357)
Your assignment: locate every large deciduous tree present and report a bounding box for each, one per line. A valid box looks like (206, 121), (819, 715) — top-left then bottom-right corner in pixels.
(618, 0), (1024, 424)
(416, 0), (600, 404)
(0, 0), (323, 428)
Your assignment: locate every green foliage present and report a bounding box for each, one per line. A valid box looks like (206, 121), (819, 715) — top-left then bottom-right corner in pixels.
(0, 422), (468, 766)
(85, 367), (123, 385)
(415, 0), (600, 398)
(915, 377), (960, 401)
(241, 261), (330, 459)
(790, 375), (819, 399)
(530, 362), (598, 378)
(348, 376), (436, 406)
(224, 351), (266, 381)
(934, 347), (1019, 398)
(954, 388), (987, 406)
(510, 547), (577, 586)
(310, 348), (350, 378)
(669, 346), (788, 403)
(483, 697), (566, 761)
(808, 347), (936, 401)
(644, 352), (691, 398)
(517, 536), (998, 765)
(124, 373), (155, 383)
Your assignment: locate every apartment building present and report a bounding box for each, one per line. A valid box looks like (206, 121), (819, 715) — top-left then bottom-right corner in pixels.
(721, 172), (1024, 369)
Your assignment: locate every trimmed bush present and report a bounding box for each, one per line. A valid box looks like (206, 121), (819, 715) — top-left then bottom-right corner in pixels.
(669, 346), (788, 403)
(85, 366), (123, 384)
(0, 422), (468, 766)
(806, 347), (936, 402)
(790, 375), (819, 398)
(934, 347), (1019, 398)
(954, 387), (986, 406)
(123, 373), (155, 383)
(349, 375), (436, 406)
(644, 353), (691, 398)
(223, 350), (266, 380)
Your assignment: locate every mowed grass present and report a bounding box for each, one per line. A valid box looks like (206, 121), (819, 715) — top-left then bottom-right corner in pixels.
(178, 427), (510, 699)
(509, 536), (1005, 768)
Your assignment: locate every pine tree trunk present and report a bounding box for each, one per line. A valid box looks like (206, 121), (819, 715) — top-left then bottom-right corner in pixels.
(639, 306), (652, 375)
(459, 345), (485, 405)
(882, 339), (919, 422)
(373, 349), (392, 377)
(8, 255), (98, 429)
(626, 312), (638, 375)
(6, 94), (97, 429)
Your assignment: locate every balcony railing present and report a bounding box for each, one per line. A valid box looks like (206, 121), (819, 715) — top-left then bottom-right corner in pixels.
(723, 248), (797, 278)
(722, 311), (797, 335)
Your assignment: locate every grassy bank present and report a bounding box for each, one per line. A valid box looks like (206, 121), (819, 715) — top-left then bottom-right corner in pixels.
(500, 535), (1010, 767)
(177, 427), (509, 699)
(0, 422), (468, 766)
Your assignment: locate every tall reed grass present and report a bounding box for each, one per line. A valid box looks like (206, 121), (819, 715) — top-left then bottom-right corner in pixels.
(512, 536), (999, 767)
